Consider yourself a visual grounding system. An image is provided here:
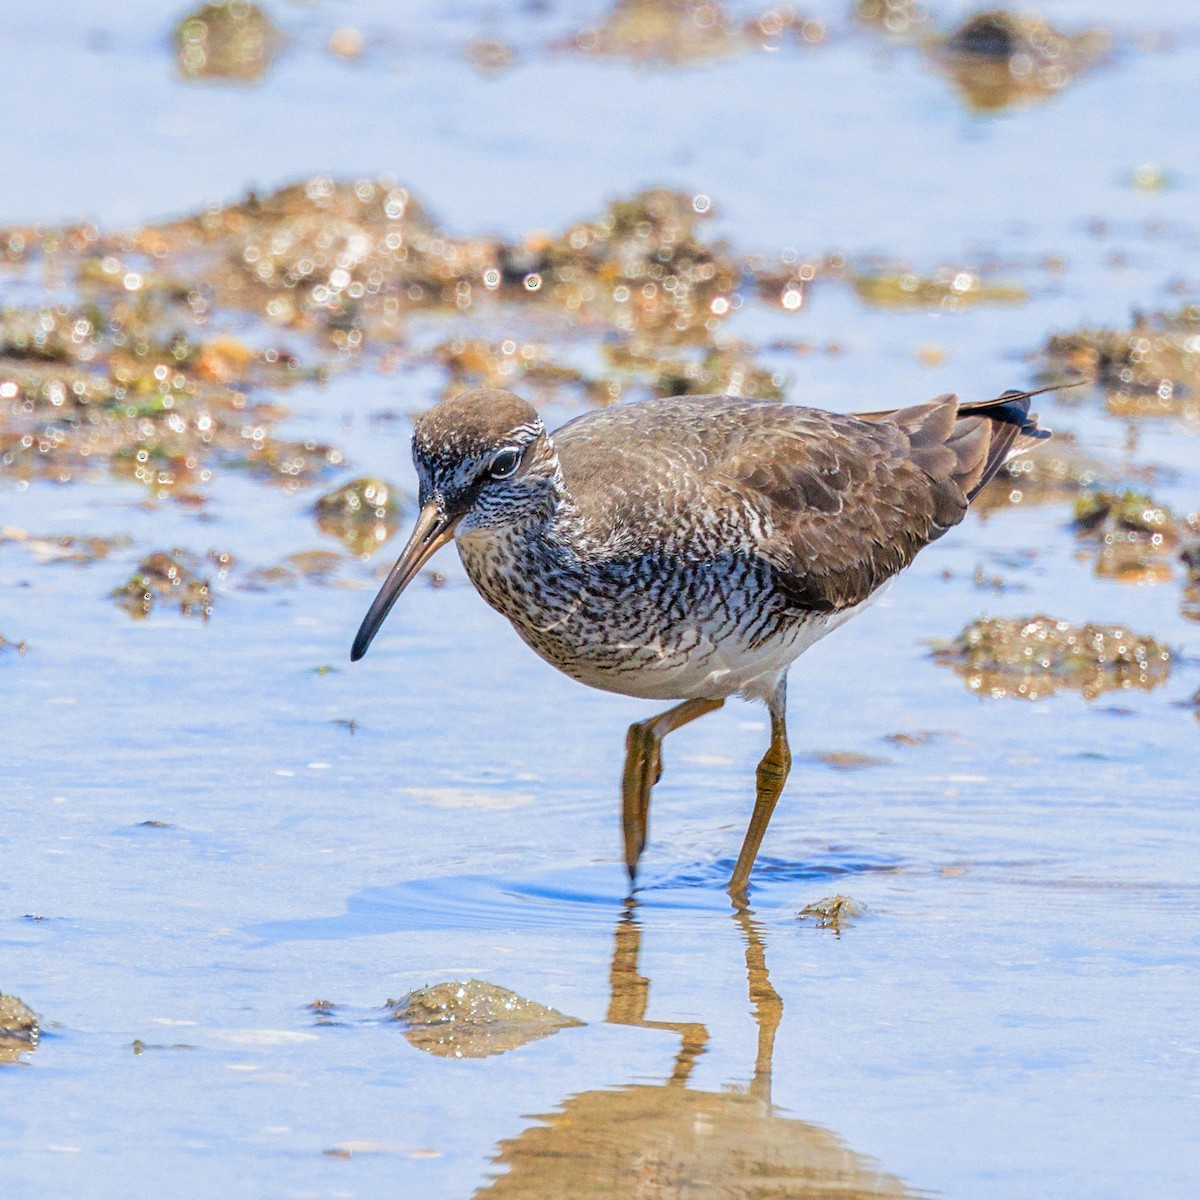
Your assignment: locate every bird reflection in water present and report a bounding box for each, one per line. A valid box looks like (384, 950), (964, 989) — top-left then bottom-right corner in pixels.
(408, 906), (918, 1198)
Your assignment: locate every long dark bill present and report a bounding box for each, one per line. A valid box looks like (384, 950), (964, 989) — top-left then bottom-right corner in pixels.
(350, 502), (458, 661)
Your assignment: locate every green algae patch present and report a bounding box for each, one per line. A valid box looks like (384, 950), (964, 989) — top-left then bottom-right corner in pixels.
(933, 615), (1172, 701)
(0, 993), (39, 1064)
(1127, 163), (1174, 193)
(174, 2), (282, 84)
(390, 980), (582, 1059)
(131, 1039), (194, 1054)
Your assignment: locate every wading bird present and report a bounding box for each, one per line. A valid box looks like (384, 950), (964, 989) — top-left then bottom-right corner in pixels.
(352, 387), (1048, 898)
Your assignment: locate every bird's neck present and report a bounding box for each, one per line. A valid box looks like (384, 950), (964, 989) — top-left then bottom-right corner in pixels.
(457, 455), (591, 583)
(540, 460), (590, 557)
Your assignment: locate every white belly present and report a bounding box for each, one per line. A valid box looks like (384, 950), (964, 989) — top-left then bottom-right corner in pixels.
(560, 601), (869, 704)
(457, 529), (878, 705)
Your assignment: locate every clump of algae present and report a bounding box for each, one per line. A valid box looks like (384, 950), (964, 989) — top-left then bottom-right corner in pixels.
(854, 5), (1111, 111)
(313, 477), (402, 556)
(1072, 491), (1185, 583)
(174, 2), (281, 83)
(933, 615), (1172, 700)
(389, 980), (582, 1059)
(853, 0), (930, 40)
(933, 10), (1111, 112)
(0, 993), (39, 1064)
(798, 894), (867, 932)
(1042, 307), (1200, 420)
(972, 431), (1130, 514)
(562, 1), (825, 67)
(851, 268), (1026, 309)
(0, 297), (336, 495)
(111, 549), (218, 619)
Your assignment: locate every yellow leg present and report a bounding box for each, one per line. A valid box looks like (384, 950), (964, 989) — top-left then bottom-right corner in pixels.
(733, 905), (783, 1103)
(605, 904), (708, 1085)
(728, 681), (791, 902)
(621, 697), (724, 885)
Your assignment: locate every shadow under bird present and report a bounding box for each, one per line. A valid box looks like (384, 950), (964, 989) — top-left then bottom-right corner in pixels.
(352, 387), (1050, 898)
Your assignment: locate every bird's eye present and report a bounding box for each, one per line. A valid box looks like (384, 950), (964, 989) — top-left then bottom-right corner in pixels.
(488, 448), (521, 480)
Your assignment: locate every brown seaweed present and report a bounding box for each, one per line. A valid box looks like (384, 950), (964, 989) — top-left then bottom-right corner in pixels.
(933, 615), (1172, 700)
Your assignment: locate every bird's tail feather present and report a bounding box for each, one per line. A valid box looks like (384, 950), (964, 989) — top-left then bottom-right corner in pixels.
(857, 382), (1069, 503)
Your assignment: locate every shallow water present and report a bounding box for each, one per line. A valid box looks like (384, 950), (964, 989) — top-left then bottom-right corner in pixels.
(3, 2), (1199, 1198)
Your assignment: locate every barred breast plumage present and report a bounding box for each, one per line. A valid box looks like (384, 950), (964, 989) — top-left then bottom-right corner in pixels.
(351, 386), (1051, 897)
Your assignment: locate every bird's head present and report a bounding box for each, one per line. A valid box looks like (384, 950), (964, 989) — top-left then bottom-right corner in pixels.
(351, 388), (554, 661)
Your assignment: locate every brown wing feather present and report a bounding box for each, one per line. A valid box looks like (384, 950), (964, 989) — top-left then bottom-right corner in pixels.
(718, 389), (1050, 613)
(717, 408), (950, 613)
(553, 389), (1050, 616)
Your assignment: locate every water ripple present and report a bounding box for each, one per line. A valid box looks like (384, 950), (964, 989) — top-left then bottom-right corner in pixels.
(248, 848), (907, 944)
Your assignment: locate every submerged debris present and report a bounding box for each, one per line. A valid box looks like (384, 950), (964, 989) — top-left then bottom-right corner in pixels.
(1180, 538), (1200, 622)
(174, 2), (282, 83)
(313, 477), (402, 555)
(0, 993), (39, 1064)
(0, 634), (27, 657)
(0, 528), (132, 565)
(933, 11), (1110, 112)
(111, 549), (216, 619)
(239, 549), (348, 590)
(0, 300), (331, 493)
(933, 615), (1172, 700)
(973, 431), (1127, 513)
(390, 980), (582, 1059)
(853, 0), (930, 40)
(797, 894), (867, 931)
(1042, 308), (1200, 419)
(884, 729), (951, 747)
(602, 339), (784, 403)
(465, 38), (518, 73)
(1073, 491), (1184, 583)
(431, 338), (585, 398)
(851, 268), (1026, 309)
(813, 751), (890, 770)
(564, 1), (825, 66)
